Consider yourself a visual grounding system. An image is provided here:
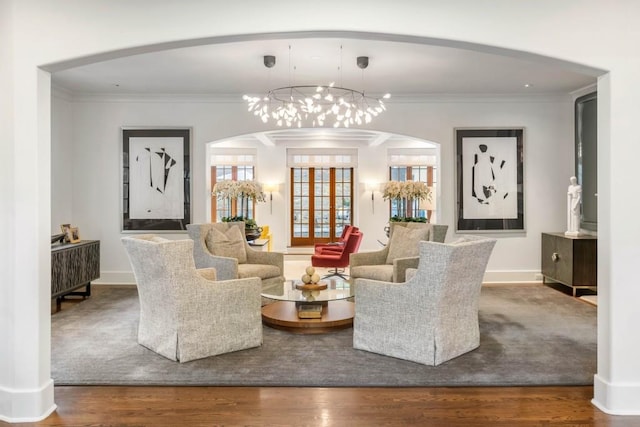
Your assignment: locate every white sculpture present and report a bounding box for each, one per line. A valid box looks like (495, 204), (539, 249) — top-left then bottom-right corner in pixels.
(566, 176), (582, 236)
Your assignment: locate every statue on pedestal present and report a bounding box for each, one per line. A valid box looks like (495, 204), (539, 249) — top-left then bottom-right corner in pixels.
(566, 176), (582, 236)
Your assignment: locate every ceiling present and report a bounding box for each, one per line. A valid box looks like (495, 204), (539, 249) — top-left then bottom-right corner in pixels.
(52, 37), (598, 146)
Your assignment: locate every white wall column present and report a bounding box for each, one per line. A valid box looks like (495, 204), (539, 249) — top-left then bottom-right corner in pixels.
(0, 5), (56, 416)
(593, 64), (640, 415)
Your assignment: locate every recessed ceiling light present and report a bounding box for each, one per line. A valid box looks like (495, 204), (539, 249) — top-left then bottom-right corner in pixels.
(524, 83), (533, 88)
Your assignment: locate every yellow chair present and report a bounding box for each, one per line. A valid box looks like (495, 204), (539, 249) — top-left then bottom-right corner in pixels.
(260, 225), (273, 252)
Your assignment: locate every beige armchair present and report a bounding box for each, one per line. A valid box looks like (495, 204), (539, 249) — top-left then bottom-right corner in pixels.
(187, 222), (284, 291)
(349, 222), (448, 283)
(121, 234), (262, 363)
(353, 235), (496, 366)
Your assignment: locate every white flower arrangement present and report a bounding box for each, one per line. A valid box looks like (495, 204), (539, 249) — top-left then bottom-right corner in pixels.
(382, 180), (431, 202)
(213, 180), (266, 202)
(382, 180), (431, 221)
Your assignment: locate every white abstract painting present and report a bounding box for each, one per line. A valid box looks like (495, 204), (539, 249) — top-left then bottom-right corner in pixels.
(462, 136), (518, 220)
(129, 137), (184, 219)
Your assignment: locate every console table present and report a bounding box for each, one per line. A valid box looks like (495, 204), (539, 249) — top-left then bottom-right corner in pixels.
(541, 232), (596, 296)
(51, 240), (100, 311)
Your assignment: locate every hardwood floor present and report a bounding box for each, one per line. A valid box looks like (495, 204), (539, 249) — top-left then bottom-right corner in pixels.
(6, 386), (640, 426)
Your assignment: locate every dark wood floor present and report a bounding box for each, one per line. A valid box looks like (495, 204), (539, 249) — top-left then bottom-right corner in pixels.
(5, 385), (640, 426)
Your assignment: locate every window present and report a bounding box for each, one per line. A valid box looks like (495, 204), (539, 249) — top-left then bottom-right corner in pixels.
(210, 149), (257, 222)
(388, 149), (437, 221)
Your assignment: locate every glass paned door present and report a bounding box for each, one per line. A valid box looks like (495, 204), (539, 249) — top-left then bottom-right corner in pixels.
(291, 167), (353, 246)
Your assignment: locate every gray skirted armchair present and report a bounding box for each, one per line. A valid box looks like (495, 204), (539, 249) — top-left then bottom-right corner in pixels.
(353, 235), (496, 366)
(187, 222), (285, 291)
(349, 222), (448, 283)
(121, 234), (263, 363)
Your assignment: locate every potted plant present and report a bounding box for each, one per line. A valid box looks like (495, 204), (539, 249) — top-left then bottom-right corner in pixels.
(213, 180), (266, 240)
(382, 180), (431, 236)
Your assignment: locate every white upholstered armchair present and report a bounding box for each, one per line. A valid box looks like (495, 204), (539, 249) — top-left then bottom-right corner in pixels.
(349, 222), (448, 283)
(187, 222), (284, 291)
(353, 235), (496, 366)
(121, 235), (263, 363)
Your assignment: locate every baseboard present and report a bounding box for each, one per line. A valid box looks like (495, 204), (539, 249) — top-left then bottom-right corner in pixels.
(94, 271), (135, 285)
(482, 270), (541, 284)
(0, 380), (56, 423)
(593, 374), (640, 415)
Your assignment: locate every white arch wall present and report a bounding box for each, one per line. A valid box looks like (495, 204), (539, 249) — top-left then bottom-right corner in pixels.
(3, 0), (640, 420)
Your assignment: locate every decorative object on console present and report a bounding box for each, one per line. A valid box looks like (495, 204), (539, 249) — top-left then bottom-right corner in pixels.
(60, 223), (71, 242)
(566, 176), (583, 236)
(51, 233), (66, 245)
(455, 128), (524, 232)
(66, 227), (81, 244)
(243, 49), (390, 128)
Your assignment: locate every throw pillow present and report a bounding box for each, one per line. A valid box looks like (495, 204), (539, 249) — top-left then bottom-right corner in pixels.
(406, 222), (433, 240)
(385, 225), (430, 264)
(205, 226), (247, 264)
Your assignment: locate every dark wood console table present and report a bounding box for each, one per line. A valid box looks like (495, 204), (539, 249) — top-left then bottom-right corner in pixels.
(51, 240), (100, 311)
(541, 232), (596, 296)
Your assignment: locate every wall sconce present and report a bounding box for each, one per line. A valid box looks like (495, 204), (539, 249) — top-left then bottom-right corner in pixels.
(419, 186), (436, 220)
(263, 183), (279, 214)
(364, 182), (379, 213)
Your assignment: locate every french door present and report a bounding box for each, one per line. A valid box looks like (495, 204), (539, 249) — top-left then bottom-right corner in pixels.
(290, 167), (353, 246)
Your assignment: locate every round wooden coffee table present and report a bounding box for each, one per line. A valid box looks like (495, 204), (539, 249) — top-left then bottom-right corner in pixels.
(261, 300), (354, 334)
(261, 278), (354, 334)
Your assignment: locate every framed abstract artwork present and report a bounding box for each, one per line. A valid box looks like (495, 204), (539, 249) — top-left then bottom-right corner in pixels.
(455, 128), (524, 233)
(121, 128), (191, 232)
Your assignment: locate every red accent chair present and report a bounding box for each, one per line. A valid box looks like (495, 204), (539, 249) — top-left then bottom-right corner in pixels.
(314, 225), (357, 254)
(311, 230), (363, 279)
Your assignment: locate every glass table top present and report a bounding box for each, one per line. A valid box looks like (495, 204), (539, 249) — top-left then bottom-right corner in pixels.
(261, 278), (353, 303)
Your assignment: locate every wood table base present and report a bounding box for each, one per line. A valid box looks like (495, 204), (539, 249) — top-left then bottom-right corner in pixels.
(261, 300), (354, 334)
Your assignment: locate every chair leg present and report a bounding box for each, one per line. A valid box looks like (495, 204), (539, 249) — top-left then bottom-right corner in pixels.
(321, 267), (349, 280)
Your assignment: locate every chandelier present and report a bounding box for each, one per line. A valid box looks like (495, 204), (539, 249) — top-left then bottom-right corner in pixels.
(243, 55), (391, 128)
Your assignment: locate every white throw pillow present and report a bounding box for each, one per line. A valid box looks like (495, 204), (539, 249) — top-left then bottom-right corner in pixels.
(385, 225), (430, 264)
(205, 226), (247, 264)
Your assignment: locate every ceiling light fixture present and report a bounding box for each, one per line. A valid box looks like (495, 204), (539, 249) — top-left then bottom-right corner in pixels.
(243, 54), (390, 128)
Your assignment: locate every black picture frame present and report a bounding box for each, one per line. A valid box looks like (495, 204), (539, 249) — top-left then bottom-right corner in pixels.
(455, 128), (524, 232)
(575, 92), (597, 232)
(121, 128), (191, 232)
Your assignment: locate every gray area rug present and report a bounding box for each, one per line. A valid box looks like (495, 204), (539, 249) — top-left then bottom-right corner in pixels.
(51, 284), (596, 386)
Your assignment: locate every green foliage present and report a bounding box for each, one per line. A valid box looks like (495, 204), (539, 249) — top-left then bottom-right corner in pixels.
(221, 216), (258, 228)
(389, 216), (427, 223)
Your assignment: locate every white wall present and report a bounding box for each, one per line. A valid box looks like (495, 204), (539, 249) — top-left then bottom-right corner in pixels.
(5, 0), (640, 420)
(54, 93), (573, 284)
(51, 88), (74, 231)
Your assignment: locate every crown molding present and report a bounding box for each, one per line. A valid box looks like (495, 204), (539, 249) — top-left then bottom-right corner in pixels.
(61, 91), (571, 105)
